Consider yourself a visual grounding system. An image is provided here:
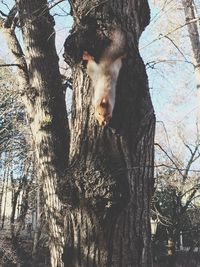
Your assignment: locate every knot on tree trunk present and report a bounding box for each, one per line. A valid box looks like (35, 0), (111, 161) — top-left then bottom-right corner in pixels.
(59, 161), (129, 225)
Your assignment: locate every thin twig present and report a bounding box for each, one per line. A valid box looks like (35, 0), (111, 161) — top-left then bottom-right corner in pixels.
(0, 63), (20, 67)
(140, 17), (200, 50)
(48, 0), (66, 11)
(155, 143), (184, 178)
(0, 10), (7, 17)
(154, 163), (200, 173)
(164, 35), (188, 61)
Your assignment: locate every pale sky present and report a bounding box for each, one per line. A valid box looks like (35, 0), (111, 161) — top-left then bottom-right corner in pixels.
(140, 0), (199, 157)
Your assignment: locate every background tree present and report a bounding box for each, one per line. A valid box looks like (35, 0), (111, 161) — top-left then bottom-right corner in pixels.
(0, 61), (36, 264)
(152, 132), (200, 266)
(181, 0), (200, 103)
(0, 1), (70, 266)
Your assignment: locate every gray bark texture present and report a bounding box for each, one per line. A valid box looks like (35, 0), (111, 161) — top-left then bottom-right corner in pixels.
(1, 1), (69, 266)
(17, 1), (70, 265)
(63, 1), (155, 266)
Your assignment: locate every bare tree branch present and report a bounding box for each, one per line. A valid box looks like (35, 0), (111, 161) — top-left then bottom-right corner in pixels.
(164, 35), (188, 61)
(146, 59), (194, 69)
(140, 17), (200, 50)
(154, 163), (200, 173)
(0, 63), (20, 67)
(178, 134), (200, 181)
(181, 184), (200, 199)
(155, 143), (184, 178)
(48, 0), (66, 11)
(180, 188), (198, 215)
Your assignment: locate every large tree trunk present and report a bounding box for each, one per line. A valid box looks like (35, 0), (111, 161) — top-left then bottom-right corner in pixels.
(63, 1), (155, 266)
(1, 1), (69, 266)
(17, 1), (70, 265)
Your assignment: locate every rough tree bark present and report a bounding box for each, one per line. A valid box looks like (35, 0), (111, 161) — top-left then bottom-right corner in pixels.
(1, 1), (69, 266)
(63, 1), (155, 266)
(16, 1), (70, 265)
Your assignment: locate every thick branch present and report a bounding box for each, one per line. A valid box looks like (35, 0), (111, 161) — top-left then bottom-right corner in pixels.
(0, 14), (35, 118)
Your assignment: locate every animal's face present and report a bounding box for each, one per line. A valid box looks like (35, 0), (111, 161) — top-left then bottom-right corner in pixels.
(95, 100), (112, 126)
(83, 50), (124, 126)
(83, 51), (122, 93)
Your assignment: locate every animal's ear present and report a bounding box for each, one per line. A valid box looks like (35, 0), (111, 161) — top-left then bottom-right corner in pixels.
(116, 53), (126, 61)
(101, 97), (107, 104)
(121, 53), (126, 59)
(83, 51), (94, 62)
(100, 97), (110, 108)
